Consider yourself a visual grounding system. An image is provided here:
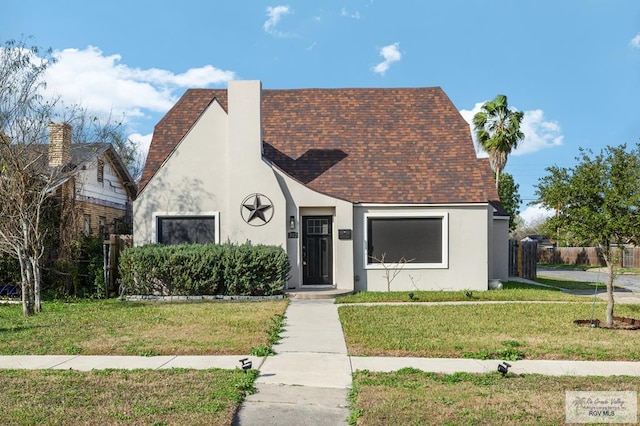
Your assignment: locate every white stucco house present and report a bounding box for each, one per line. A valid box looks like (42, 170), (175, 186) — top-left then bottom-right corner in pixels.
(134, 80), (508, 292)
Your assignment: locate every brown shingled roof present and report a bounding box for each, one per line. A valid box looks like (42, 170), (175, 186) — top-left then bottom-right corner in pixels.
(138, 86), (498, 204)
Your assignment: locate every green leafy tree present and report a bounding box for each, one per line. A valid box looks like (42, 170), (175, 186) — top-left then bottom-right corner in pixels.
(473, 94), (524, 188)
(497, 172), (521, 232)
(534, 144), (640, 327)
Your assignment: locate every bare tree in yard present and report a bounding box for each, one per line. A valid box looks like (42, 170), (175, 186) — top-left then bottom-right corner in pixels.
(534, 144), (640, 327)
(370, 253), (414, 292)
(0, 38), (60, 315)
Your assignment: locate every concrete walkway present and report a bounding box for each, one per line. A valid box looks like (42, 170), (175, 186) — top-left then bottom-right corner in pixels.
(235, 299), (352, 425)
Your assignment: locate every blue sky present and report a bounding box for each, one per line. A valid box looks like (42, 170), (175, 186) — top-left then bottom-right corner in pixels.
(4, 1), (640, 223)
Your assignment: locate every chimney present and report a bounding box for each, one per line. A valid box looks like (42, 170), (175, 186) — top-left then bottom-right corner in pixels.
(48, 122), (72, 167)
(228, 80), (263, 163)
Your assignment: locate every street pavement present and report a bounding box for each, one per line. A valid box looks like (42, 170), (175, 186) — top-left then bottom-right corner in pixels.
(538, 266), (640, 292)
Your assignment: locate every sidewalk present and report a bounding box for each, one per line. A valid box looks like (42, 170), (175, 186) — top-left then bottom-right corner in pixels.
(0, 354), (264, 371)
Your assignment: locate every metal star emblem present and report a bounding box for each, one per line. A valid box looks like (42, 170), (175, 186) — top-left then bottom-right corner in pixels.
(241, 194), (274, 226)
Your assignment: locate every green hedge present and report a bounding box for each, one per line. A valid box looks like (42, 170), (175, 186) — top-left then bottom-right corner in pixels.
(118, 243), (290, 296)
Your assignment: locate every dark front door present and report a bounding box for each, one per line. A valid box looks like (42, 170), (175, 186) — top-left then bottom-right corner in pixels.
(302, 216), (333, 285)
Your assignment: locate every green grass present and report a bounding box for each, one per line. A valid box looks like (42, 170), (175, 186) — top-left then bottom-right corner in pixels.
(336, 281), (595, 304)
(0, 368), (257, 425)
(0, 298), (289, 355)
(349, 369), (640, 426)
(339, 303), (640, 360)
(535, 275), (612, 291)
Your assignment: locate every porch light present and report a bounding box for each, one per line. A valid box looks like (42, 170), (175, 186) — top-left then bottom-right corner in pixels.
(289, 215), (296, 230)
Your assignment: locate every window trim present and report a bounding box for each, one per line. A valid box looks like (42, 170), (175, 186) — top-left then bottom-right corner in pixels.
(153, 212), (220, 245)
(97, 159), (104, 183)
(364, 211), (448, 270)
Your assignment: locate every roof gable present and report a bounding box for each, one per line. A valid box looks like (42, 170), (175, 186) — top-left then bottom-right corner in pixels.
(138, 89), (227, 193)
(138, 86), (498, 204)
(20, 142), (137, 199)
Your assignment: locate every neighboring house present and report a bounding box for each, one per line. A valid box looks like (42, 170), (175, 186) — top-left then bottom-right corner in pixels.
(48, 123), (136, 238)
(522, 234), (555, 249)
(134, 81), (509, 292)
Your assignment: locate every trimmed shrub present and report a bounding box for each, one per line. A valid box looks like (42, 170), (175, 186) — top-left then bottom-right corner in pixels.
(118, 242), (289, 296)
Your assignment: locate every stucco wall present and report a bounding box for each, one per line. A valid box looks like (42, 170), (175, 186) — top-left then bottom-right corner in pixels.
(224, 81), (286, 247)
(274, 169), (354, 290)
(134, 81), (286, 249)
(491, 216), (509, 281)
(353, 204), (490, 292)
(133, 100), (229, 245)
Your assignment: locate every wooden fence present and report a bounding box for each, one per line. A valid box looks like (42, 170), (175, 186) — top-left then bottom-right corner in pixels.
(103, 234), (132, 296)
(537, 246), (640, 268)
(509, 240), (537, 280)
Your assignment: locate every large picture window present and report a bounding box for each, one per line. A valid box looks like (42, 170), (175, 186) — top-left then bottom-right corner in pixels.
(157, 215), (217, 245)
(365, 213), (448, 268)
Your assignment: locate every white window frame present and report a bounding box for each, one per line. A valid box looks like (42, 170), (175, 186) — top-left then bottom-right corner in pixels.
(153, 212), (220, 245)
(364, 211), (448, 269)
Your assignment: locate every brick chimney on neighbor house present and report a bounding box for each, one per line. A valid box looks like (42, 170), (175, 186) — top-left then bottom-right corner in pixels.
(48, 122), (72, 168)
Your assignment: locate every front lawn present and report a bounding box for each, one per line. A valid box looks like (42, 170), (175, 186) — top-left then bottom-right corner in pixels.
(0, 368), (256, 425)
(0, 299), (288, 355)
(349, 369), (639, 425)
(336, 281), (595, 303)
(339, 303), (640, 360)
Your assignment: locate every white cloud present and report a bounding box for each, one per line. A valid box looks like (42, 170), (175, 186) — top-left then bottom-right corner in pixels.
(460, 102), (563, 157)
(372, 43), (401, 75)
(129, 132), (153, 158)
(518, 109), (563, 155)
(43, 46), (235, 118)
(631, 34), (640, 48)
(519, 204), (553, 226)
(341, 8), (360, 19)
(264, 5), (292, 35)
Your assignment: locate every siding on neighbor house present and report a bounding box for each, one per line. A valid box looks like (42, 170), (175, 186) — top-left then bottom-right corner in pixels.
(76, 157), (131, 207)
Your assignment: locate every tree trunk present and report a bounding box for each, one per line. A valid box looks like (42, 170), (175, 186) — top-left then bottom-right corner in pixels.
(19, 255), (34, 316)
(33, 258), (41, 312)
(605, 260), (615, 327)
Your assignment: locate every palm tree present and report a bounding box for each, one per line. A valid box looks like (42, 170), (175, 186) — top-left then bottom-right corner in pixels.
(473, 94), (524, 188)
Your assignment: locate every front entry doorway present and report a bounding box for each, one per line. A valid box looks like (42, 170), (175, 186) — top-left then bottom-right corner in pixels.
(302, 216), (333, 285)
